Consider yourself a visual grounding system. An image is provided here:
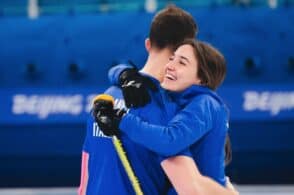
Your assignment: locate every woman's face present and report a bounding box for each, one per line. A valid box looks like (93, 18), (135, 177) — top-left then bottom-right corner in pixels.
(161, 44), (201, 92)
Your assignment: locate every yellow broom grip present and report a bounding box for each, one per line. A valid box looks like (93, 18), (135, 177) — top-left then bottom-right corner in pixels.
(112, 136), (144, 195)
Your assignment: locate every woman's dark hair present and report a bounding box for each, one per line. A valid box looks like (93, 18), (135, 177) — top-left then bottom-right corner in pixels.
(182, 39), (226, 90)
(181, 39), (232, 164)
(224, 134), (232, 166)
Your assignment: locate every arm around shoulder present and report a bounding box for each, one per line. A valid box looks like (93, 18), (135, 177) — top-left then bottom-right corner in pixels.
(161, 156), (239, 195)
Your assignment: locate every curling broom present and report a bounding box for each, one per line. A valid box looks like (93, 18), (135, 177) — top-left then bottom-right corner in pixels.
(93, 94), (143, 195)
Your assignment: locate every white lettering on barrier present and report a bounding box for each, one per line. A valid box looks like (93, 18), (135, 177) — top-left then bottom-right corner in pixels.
(12, 94), (83, 119)
(243, 91), (294, 115)
(85, 94), (97, 113)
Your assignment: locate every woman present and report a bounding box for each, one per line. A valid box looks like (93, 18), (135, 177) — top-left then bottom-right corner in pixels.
(95, 39), (233, 192)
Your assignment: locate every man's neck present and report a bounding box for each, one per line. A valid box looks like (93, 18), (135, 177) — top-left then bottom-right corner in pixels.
(140, 48), (171, 82)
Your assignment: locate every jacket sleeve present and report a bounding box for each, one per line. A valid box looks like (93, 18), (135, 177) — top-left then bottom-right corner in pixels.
(108, 64), (133, 85)
(119, 97), (213, 156)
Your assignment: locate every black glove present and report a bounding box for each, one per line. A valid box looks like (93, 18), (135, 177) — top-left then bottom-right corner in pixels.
(92, 99), (125, 137)
(119, 67), (158, 108)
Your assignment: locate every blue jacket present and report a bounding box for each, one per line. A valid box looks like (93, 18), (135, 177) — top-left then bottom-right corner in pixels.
(83, 77), (176, 194)
(119, 85), (228, 185)
(110, 65), (229, 186)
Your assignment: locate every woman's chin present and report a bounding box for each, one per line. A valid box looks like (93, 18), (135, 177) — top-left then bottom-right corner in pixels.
(161, 81), (176, 91)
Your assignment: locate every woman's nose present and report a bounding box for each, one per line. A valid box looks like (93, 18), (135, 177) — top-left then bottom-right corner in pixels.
(166, 61), (175, 71)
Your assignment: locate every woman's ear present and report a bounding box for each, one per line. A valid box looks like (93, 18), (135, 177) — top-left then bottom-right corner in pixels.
(145, 38), (151, 52)
(196, 79), (202, 86)
(195, 73), (202, 85)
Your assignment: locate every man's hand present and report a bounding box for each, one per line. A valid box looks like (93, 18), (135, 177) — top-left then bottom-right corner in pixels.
(119, 68), (157, 108)
(92, 95), (125, 136)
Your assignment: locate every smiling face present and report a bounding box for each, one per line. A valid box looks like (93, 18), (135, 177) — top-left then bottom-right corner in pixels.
(161, 44), (201, 92)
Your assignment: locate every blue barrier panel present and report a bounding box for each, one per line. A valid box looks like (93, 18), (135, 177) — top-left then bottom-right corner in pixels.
(0, 7), (294, 185)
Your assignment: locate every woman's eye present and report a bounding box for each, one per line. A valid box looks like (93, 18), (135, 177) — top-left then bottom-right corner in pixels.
(180, 61), (186, 66)
(169, 56), (174, 61)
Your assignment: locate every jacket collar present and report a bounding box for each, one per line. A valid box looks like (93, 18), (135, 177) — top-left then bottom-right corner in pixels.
(167, 85), (223, 106)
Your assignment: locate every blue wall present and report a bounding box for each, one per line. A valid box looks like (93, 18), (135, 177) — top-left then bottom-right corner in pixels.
(0, 7), (293, 186)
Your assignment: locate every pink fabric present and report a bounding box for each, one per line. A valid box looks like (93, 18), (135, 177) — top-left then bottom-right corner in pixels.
(78, 152), (89, 195)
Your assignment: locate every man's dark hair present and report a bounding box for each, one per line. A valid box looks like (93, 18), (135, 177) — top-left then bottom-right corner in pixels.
(149, 5), (198, 51)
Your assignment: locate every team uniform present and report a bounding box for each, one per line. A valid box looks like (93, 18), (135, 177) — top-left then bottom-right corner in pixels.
(83, 75), (180, 194)
(110, 66), (229, 186)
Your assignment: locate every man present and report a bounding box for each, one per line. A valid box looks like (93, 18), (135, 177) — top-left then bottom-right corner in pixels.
(79, 5), (237, 195)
